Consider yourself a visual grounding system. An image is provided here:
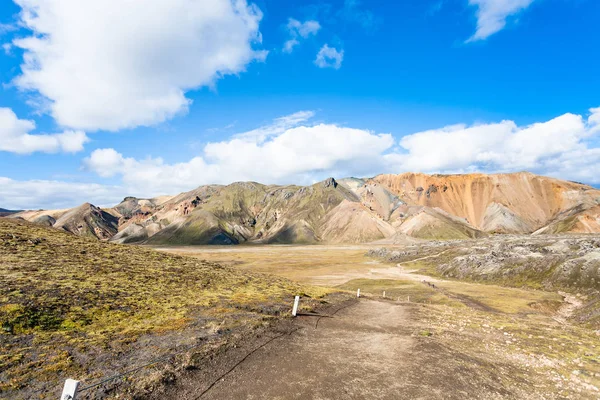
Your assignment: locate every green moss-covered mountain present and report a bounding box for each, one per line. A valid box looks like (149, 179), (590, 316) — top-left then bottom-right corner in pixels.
(8, 172), (600, 244)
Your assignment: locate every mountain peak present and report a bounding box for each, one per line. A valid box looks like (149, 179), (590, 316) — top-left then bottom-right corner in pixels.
(11, 172), (600, 242)
(321, 177), (338, 189)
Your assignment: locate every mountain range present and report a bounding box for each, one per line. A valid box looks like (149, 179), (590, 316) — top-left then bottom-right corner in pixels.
(0, 208), (21, 217)
(6, 172), (600, 244)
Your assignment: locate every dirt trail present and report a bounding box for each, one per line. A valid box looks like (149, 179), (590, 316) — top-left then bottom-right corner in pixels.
(394, 250), (451, 283)
(155, 300), (535, 400)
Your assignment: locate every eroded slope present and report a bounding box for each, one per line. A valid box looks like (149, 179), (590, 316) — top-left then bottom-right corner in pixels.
(371, 172), (600, 233)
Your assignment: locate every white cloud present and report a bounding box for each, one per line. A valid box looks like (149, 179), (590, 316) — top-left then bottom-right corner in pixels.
(283, 39), (300, 53)
(234, 110), (315, 140)
(6, 108), (600, 209)
(283, 18), (320, 53)
(12, 0), (267, 132)
(588, 107), (600, 132)
(315, 45), (344, 69)
(81, 107), (600, 199)
(0, 107), (88, 154)
(83, 148), (127, 178)
(0, 177), (123, 210)
(467, 0), (535, 42)
(83, 112), (394, 196)
(289, 19), (321, 38)
(0, 23), (16, 34)
(387, 107), (600, 183)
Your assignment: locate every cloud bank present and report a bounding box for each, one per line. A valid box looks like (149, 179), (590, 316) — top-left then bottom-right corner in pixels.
(3, 108), (600, 209)
(84, 107), (600, 195)
(83, 116), (393, 196)
(0, 177), (122, 210)
(387, 109), (600, 182)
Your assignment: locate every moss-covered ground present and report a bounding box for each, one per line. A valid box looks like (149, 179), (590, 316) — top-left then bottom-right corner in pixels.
(0, 219), (329, 398)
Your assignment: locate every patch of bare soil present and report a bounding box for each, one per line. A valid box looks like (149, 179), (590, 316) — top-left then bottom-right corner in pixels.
(554, 291), (584, 324)
(149, 300), (565, 400)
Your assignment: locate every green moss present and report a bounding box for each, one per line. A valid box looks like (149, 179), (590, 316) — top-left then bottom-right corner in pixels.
(0, 218), (331, 393)
(1, 304), (64, 334)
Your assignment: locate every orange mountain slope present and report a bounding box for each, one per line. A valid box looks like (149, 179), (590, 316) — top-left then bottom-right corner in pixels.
(371, 172), (600, 234)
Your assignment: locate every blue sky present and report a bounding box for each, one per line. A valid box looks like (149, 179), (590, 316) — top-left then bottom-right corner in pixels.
(0, 0), (599, 209)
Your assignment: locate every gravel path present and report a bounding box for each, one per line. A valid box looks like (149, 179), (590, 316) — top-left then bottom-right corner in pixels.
(157, 299), (529, 400)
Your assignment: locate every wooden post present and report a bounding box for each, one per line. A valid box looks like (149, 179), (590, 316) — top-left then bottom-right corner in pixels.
(292, 296), (300, 317)
(61, 379), (80, 400)
(357, 289), (361, 298)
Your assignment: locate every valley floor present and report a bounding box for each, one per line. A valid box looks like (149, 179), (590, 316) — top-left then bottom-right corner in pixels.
(154, 245), (600, 399)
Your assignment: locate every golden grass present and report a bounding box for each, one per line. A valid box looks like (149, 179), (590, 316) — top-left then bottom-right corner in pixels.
(336, 278), (462, 306)
(171, 243), (600, 394)
(159, 245), (398, 285)
(167, 246), (565, 315)
(0, 219), (329, 394)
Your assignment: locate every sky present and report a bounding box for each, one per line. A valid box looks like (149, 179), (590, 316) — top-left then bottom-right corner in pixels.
(0, 0), (599, 210)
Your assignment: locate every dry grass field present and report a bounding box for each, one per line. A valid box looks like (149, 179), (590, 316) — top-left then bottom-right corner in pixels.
(2, 220), (599, 399)
(158, 244), (600, 397)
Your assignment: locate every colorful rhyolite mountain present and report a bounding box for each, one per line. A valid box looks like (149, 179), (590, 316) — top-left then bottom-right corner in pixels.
(8, 173), (600, 244)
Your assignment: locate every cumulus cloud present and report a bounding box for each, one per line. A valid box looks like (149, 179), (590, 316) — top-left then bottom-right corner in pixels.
(12, 0), (267, 131)
(387, 107), (600, 183)
(0, 107), (88, 154)
(81, 107), (600, 198)
(83, 112), (394, 196)
(83, 148), (127, 178)
(315, 45), (344, 69)
(588, 107), (600, 131)
(467, 0), (535, 42)
(6, 108), (600, 209)
(283, 18), (321, 53)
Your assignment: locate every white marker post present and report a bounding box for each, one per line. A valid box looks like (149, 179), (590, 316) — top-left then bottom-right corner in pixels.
(383, 291), (386, 298)
(357, 289), (361, 298)
(407, 296), (410, 303)
(61, 379), (80, 400)
(292, 296), (300, 317)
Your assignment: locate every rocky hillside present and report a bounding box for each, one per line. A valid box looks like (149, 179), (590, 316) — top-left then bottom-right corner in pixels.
(371, 172), (600, 234)
(115, 178), (401, 245)
(13, 203), (119, 240)
(368, 235), (600, 328)
(7, 172), (600, 244)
